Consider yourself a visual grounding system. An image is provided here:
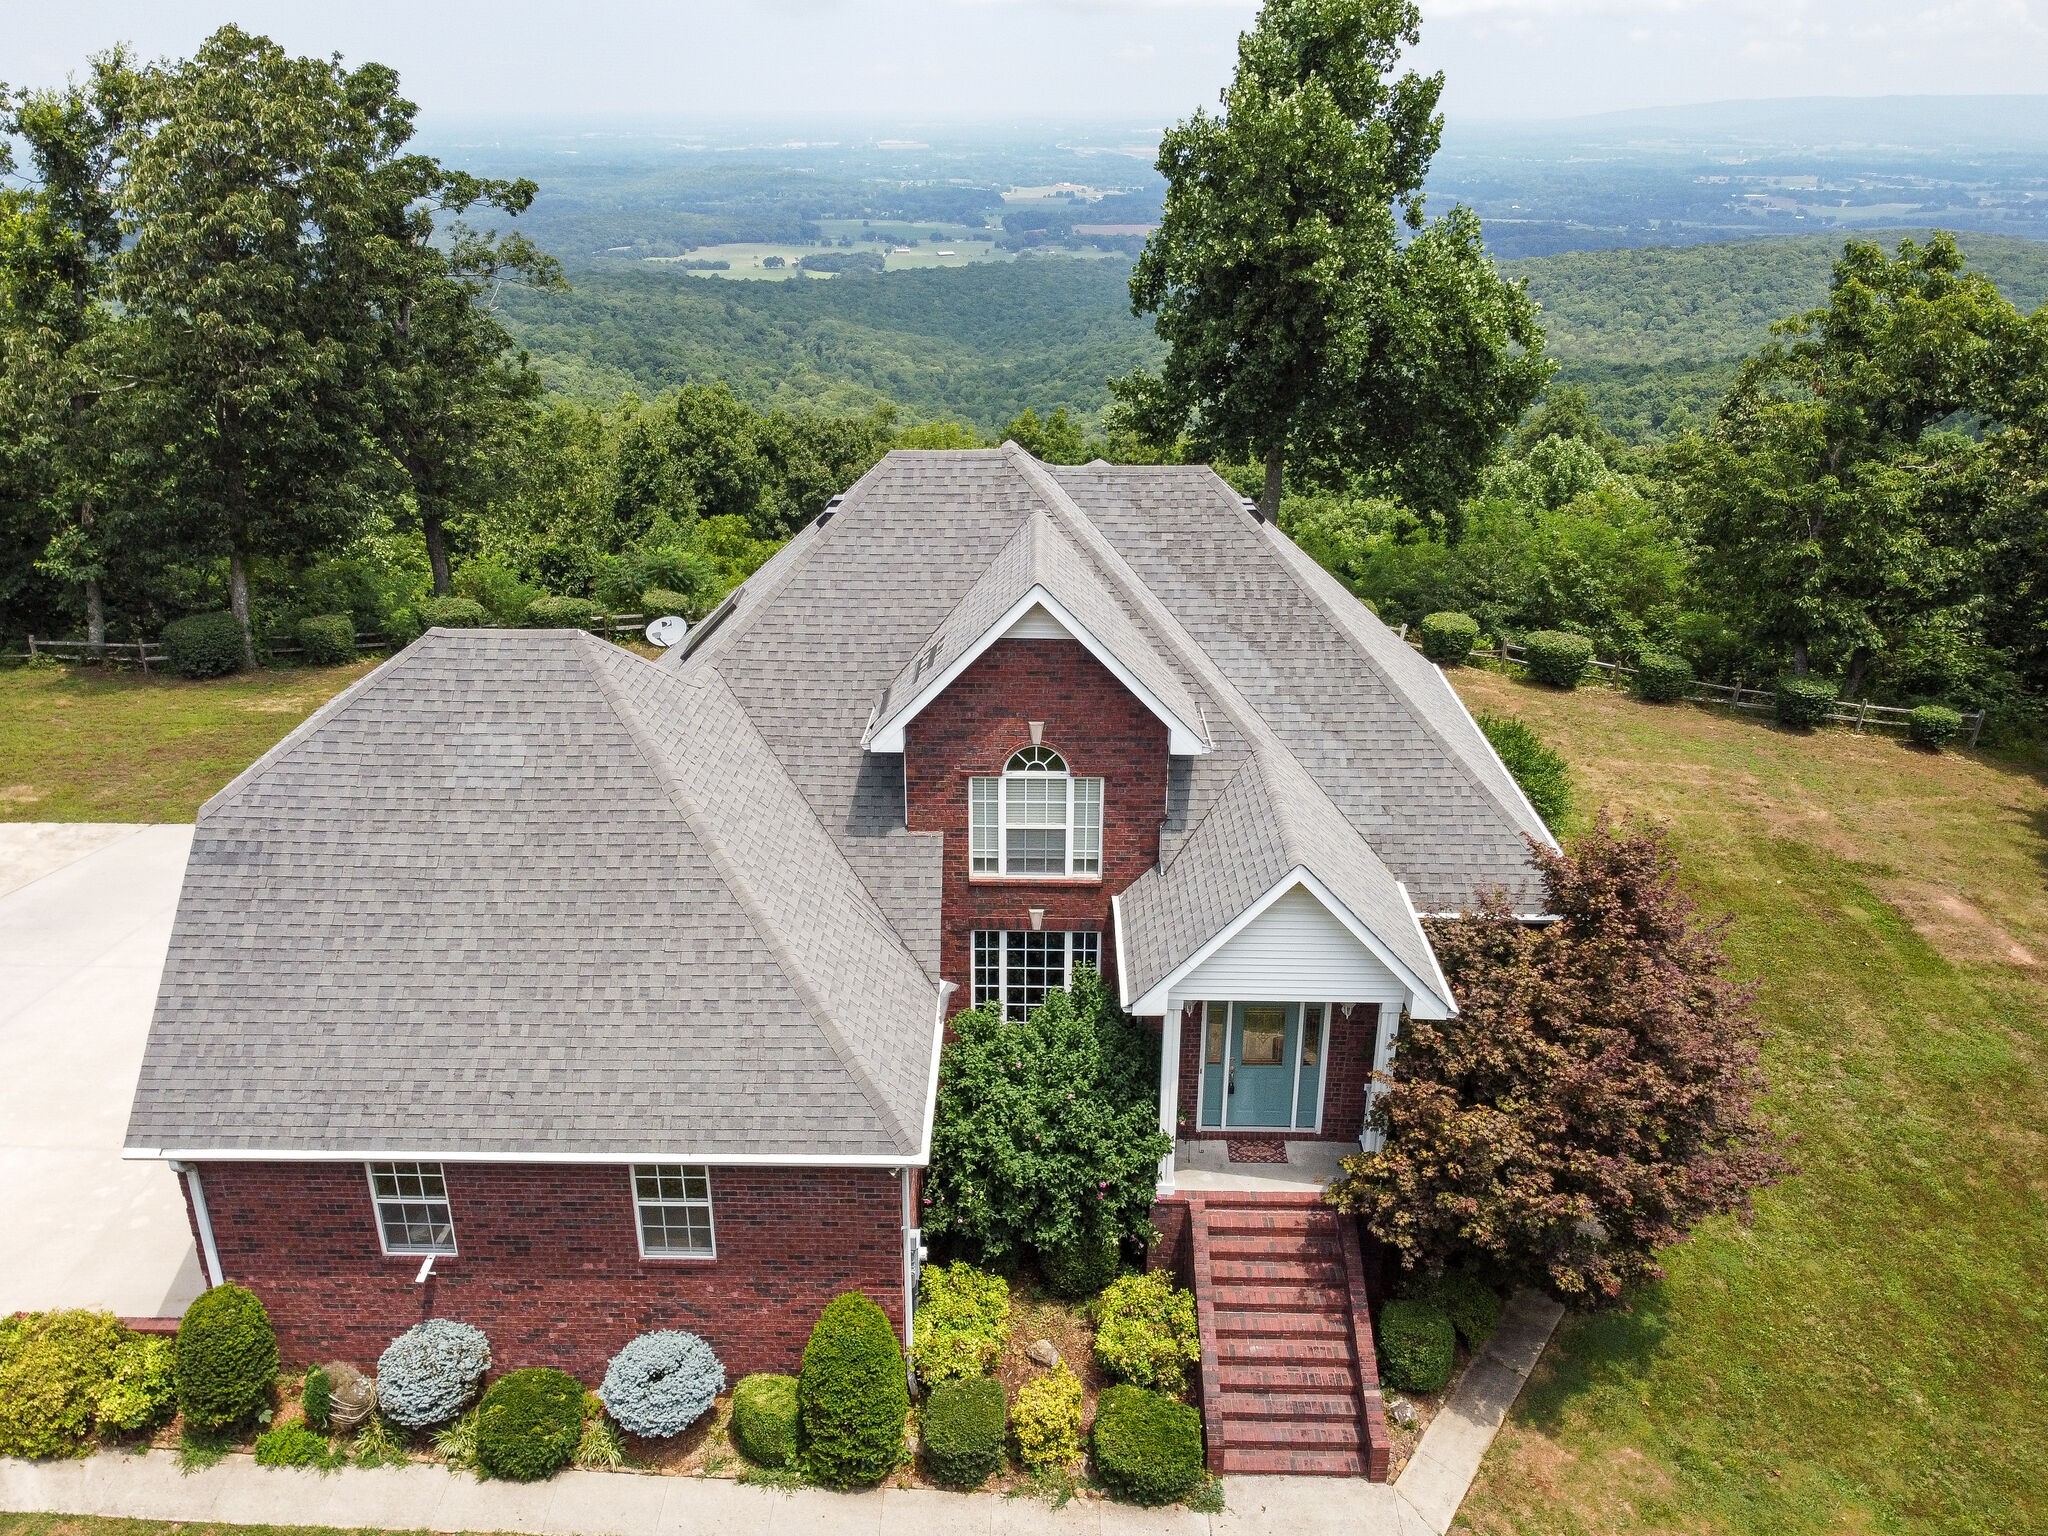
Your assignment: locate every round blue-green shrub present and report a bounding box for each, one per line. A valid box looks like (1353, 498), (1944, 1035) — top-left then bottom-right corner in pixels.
(1908, 704), (1964, 749)
(598, 1330), (725, 1438)
(162, 612), (245, 679)
(1521, 630), (1594, 689)
(375, 1320), (490, 1428)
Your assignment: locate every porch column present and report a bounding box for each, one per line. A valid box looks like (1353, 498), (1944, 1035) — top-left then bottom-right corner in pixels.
(1156, 1002), (1181, 1193)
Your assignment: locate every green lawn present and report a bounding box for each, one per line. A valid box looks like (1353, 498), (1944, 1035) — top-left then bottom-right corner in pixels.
(0, 661), (376, 823)
(1449, 669), (2048, 1536)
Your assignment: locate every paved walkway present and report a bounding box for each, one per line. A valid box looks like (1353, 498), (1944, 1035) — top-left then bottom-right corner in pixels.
(0, 1294), (1561, 1536)
(0, 822), (203, 1318)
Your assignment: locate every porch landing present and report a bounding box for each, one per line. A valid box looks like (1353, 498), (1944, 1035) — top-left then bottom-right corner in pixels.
(1172, 1137), (1352, 1193)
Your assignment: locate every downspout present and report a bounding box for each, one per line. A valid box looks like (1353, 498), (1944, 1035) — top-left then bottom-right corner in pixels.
(899, 1167), (925, 1382)
(170, 1161), (224, 1288)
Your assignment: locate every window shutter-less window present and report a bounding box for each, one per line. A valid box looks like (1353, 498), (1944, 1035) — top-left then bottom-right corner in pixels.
(1071, 778), (1103, 874)
(969, 778), (999, 873)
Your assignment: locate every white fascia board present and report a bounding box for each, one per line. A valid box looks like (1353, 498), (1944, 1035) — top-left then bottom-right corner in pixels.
(867, 586), (1208, 755)
(1398, 881), (1459, 1019)
(913, 979), (958, 1162)
(1111, 888), (1134, 1010)
(124, 1147), (929, 1168)
(1128, 865), (1457, 1019)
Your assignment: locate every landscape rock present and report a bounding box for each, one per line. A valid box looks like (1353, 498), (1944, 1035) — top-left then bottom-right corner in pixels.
(1026, 1339), (1061, 1369)
(1387, 1395), (1420, 1429)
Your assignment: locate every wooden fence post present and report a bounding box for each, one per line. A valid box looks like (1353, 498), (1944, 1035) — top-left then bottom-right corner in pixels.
(1968, 712), (1984, 749)
(26, 635), (36, 660)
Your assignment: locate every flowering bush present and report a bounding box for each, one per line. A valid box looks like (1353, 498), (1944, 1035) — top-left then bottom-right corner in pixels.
(598, 1330), (725, 1438)
(375, 1320), (491, 1427)
(912, 1263), (1009, 1383)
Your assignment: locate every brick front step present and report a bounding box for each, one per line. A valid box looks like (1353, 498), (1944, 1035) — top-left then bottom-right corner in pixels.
(1217, 1447), (1369, 1477)
(1204, 1208), (1321, 1235)
(1215, 1335), (1356, 1367)
(1219, 1361), (1360, 1392)
(1207, 1232), (1338, 1262)
(1214, 1310), (1350, 1340)
(1211, 1257), (1347, 1285)
(1225, 1416), (1365, 1449)
(1207, 1282), (1337, 1310)
(1217, 1391), (1361, 1422)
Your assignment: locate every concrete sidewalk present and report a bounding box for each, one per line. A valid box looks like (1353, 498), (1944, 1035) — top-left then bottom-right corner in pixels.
(0, 821), (203, 1318)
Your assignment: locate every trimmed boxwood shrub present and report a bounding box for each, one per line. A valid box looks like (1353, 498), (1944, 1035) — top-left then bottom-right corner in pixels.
(1418, 610), (1480, 666)
(598, 1330), (725, 1438)
(1909, 704), (1964, 749)
(417, 595), (489, 630)
(524, 594), (600, 629)
(1038, 1229), (1121, 1300)
(295, 613), (357, 666)
(1775, 676), (1839, 729)
(1521, 630), (1594, 689)
(1091, 1384), (1205, 1506)
(640, 587), (693, 620)
(475, 1367), (584, 1482)
(1092, 1271), (1200, 1395)
(1634, 652), (1694, 704)
(162, 612), (245, 679)
(1405, 1271), (1501, 1351)
(1379, 1298), (1456, 1393)
(173, 1284), (278, 1432)
(919, 1376), (1006, 1488)
(301, 1365), (333, 1430)
(376, 1319), (491, 1428)
(913, 1262), (1010, 1384)
(0, 1310), (128, 1458)
(1011, 1361), (1083, 1474)
(731, 1372), (798, 1468)
(798, 1292), (909, 1487)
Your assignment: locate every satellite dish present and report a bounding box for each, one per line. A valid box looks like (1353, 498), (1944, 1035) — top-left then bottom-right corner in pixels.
(645, 614), (689, 647)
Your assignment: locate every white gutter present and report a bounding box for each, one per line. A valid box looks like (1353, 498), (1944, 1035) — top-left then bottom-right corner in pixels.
(170, 1160), (224, 1288)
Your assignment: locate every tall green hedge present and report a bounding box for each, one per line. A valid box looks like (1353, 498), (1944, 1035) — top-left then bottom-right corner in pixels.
(295, 613), (357, 666)
(173, 1284), (278, 1431)
(798, 1292), (908, 1487)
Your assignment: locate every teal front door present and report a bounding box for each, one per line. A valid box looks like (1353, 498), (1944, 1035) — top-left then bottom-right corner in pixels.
(1227, 1003), (1299, 1127)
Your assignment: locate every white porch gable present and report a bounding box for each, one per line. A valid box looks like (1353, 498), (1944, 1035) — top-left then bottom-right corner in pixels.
(1166, 884), (1413, 1017)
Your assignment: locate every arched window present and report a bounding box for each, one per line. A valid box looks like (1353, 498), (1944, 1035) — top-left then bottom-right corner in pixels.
(968, 745), (1103, 877)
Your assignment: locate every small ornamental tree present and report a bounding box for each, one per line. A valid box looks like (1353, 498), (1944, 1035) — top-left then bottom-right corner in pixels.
(924, 967), (1170, 1271)
(1330, 817), (1788, 1304)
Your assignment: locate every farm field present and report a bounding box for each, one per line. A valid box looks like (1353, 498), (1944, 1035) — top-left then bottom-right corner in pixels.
(643, 234), (1009, 279)
(1449, 668), (2048, 1536)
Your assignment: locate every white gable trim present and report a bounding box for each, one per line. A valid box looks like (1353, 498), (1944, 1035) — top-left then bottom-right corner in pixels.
(1124, 866), (1456, 1019)
(867, 585), (1209, 755)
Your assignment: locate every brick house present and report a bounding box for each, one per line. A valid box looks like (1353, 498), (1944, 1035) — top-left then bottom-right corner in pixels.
(125, 444), (1551, 1476)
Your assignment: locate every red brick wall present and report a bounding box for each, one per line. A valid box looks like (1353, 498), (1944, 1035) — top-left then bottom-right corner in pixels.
(193, 1162), (906, 1382)
(904, 637), (1169, 1008)
(1172, 1001), (1381, 1142)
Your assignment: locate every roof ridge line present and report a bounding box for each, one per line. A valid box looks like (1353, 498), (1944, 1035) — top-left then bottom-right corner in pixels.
(581, 637), (918, 1155)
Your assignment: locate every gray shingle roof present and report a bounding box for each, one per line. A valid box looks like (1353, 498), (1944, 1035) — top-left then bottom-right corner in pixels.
(125, 630), (939, 1160)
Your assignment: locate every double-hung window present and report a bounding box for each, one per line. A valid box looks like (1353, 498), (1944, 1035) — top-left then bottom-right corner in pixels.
(631, 1164), (716, 1258)
(972, 929), (1102, 1020)
(367, 1162), (457, 1256)
(968, 747), (1103, 878)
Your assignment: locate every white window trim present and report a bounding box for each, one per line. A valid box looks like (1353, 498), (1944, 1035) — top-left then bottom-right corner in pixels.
(629, 1163), (718, 1261)
(969, 748), (1104, 880)
(1191, 1001), (1333, 1134)
(972, 928), (1102, 1018)
(365, 1161), (458, 1258)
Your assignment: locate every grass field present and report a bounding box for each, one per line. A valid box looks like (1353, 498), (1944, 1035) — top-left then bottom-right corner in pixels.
(0, 661), (376, 823)
(1449, 669), (2048, 1536)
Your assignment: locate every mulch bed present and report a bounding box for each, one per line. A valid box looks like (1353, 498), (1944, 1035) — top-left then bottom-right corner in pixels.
(1225, 1138), (1290, 1163)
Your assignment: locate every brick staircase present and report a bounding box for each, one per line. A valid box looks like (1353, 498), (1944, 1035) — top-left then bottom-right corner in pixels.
(1188, 1192), (1390, 1478)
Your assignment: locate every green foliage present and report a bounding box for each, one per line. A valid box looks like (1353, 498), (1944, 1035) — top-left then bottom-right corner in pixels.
(1635, 651), (1695, 704)
(417, 595), (489, 630)
(300, 1365), (333, 1430)
(1038, 1230), (1123, 1300)
(1378, 1299), (1456, 1392)
(1775, 676), (1839, 730)
(162, 612), (246, 678)
(1002, 406), (1094, 464)
(797, 1293), (909, 1488)
(913, 1262), (1011, 1384)
(173, 1284), (278, 1432)
(919, 1376), (1007, 1488)
(452, 562), (541, 626)
(1010, 1362), (1083, 1474)
(639, 587), (694, 619)
(253, 1422), (343, 1470)
(1092, 1272), (1201, 1395)
(523, 593), (599, 629)
(349, 1412), (410, 1468)
(294, 613), (356, 665)
(432, 1407), (479, 1470)
(573, 1395), (627, 1470)
(1090, 1384), (1205, 1506)
(731, 1373), (798, 1468)
(1405, 1270), (1502, 1350)
(1522, 629), (1595, 689)
(96, 1335), (177, 1434)
(1908, 703), (1964, 749)
(475, 1368), (585, 1482)
(926, 967), (1170, 1271)
(1476, 711), (1572, 832)
(0, 1311), (127, 1458)
(1419, 610), (1479, 665)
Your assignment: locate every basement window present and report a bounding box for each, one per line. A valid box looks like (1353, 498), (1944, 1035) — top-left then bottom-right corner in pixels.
(366, 1162), (457, 1256)
(631, 1164), (716, 1259)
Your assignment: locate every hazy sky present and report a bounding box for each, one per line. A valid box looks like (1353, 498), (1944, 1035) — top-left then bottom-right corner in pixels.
(9, 1), (2048, 125)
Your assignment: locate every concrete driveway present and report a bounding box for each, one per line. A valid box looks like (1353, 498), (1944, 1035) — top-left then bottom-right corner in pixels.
(0, 823), (203, 1318)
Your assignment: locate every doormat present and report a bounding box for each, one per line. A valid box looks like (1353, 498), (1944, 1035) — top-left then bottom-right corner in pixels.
(1226, 1138), (1290, 1164)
